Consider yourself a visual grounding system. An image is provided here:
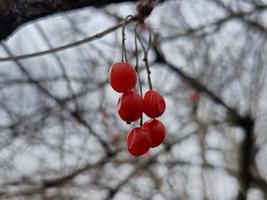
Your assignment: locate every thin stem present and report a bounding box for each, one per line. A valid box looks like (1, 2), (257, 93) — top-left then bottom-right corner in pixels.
(134, 24), (143, 127)
(121, 15), (133, 62)
(136, 28), (153, 90)
(121, 24), (125, 62)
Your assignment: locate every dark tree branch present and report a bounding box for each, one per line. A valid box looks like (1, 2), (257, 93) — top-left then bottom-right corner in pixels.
(237, 116), (255, 200)
(0, 0), (138, 41)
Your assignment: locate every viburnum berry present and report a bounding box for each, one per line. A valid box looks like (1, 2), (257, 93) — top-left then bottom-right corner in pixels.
(143, 90), (166, 118)
(109, 62), (137, 93)
(118, 91), (143, 122)
(143, 119), (166, 148)
(126, 127), (151, 156)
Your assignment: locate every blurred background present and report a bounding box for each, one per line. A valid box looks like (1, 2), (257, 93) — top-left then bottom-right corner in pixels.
(0, 0), (267, 199)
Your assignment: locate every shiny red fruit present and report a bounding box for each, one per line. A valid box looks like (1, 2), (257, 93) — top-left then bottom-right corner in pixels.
(143, 90), (166, 118)
(143, 119), (166, 148)
(127, 127), (151, 156)
(118, 91), (143, 122)
(109, 62), (137, 93)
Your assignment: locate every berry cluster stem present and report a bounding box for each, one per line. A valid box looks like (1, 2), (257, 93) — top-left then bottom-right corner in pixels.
(135, 26), (153, 90)
(121, 15), (134, 63)
(134, 24), (143, 127)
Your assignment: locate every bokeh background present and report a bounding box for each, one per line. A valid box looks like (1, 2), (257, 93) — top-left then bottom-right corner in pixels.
(0, 0), (267, 199)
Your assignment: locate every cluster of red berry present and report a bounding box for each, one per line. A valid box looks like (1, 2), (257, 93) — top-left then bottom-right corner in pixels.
(109, 62), (166, 156)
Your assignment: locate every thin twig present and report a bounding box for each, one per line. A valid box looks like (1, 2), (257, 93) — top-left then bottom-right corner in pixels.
(136, 28), (153, 90)
(134, 24), (143, 126)
(0, 17), (136, 62)
(121, 15), (134, 62)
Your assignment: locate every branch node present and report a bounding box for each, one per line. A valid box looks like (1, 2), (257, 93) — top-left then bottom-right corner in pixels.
(136, 0), (156, 22)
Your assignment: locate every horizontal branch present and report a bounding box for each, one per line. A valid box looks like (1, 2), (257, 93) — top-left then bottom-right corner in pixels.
(0, 17), (135, 62)
(0, 0), (137, 41)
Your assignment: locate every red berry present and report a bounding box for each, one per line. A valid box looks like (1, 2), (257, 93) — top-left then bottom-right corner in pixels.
(143, 90), (166, 118)
(143, 119), (166, 148)
(109, 62), (137, 93)
(118, 91), (143, 122)
(126, 127), (151, 156)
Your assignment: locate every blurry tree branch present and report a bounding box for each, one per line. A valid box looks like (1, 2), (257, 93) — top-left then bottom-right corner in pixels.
(153, 42), (266, 200)
(1, 43), (113, 154)
(0, 133), (191, 199)
(0, 0), (140, 41)
(0, 151), (117, 198)
(0, 0), (166, 41)
(163, 5), (267, 42)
